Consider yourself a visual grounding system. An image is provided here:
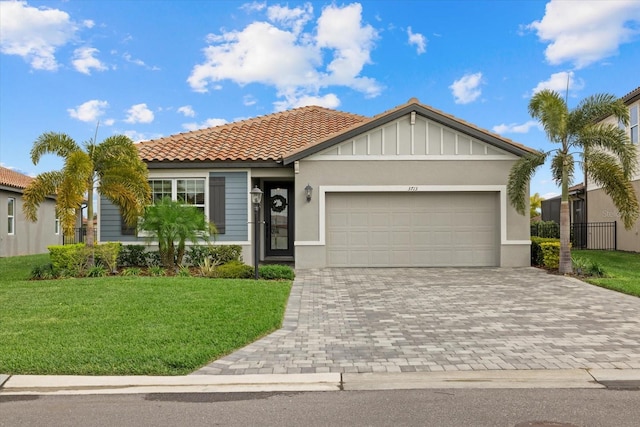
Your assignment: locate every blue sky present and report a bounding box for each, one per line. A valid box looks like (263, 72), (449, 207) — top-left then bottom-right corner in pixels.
(1, 0), (639, 199)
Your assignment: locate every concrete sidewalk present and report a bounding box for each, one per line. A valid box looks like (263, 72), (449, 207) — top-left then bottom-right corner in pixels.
(2, 369), (640, 396)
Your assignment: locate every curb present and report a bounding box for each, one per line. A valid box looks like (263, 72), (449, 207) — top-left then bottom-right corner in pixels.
(2, 369), (639, 396)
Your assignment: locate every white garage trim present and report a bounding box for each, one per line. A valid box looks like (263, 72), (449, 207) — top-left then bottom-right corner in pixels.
(294, 185), (530, 247)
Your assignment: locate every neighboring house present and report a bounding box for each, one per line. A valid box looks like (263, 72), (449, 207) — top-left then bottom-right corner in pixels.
(99, 98), (536, 268)
(587, 86), (640, 253)
(541, 183), (586, 225)
(0, 166), (62, 257)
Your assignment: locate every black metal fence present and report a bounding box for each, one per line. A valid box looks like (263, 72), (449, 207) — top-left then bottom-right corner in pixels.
(530, 222), (616, 250)
(63, 228), (97, 245)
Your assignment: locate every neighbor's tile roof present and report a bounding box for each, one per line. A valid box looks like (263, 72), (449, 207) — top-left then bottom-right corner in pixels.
(137, 106), (368, 162)
(0, 166), (33, 190)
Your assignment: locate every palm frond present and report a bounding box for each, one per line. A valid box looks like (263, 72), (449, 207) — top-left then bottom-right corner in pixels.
(586, 151), (640, 229)
(528, 90), (566, 143)
(30, 132), (80, 165)
(507, 151), (547, 215)
(22, 171), (64, 222)
(550, 152), (574, 187)
(580, 124), (637, 180)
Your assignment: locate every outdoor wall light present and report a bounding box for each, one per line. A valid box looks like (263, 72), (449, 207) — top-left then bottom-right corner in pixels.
(250, 185), (263, 205)
(305, 183), (313, 202)
(250, 185), (263, 280)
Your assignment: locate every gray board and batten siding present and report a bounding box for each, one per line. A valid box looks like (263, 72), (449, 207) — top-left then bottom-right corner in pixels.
(99, 171), (248, 243)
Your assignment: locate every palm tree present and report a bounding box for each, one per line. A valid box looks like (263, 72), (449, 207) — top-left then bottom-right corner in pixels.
(508, 90), (639, 274)
(23, 132), (151, 261)
(138, 197), (216, 269)
(530, 192), (544, 219)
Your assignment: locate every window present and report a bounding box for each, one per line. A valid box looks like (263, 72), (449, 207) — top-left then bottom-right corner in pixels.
(7, 198), (15, 235)
(148, 178), (206, 214)
(55, 218), (60, 235)
(630, 105), (638, 144)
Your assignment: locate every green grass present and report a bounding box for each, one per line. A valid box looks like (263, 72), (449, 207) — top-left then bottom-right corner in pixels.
(572, 250), (640, 297)
(0, 254), (291, 375)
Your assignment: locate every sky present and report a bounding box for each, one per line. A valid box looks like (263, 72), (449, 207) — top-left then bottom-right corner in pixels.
(1, 0), (639, 200)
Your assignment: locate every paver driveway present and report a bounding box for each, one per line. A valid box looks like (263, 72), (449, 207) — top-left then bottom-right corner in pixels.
(194, 268), (640, 375)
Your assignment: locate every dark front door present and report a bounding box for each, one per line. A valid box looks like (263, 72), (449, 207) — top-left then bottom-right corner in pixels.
(265, 182), (294, 257)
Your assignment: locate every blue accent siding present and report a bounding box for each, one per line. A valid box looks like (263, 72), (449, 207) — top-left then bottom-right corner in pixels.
(211, 172), (248, 242)
(100, 196), (141, 242)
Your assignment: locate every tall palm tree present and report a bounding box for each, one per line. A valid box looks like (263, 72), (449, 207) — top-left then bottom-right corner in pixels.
(508, 90), (638, 274)
(23, 132), (151, 260)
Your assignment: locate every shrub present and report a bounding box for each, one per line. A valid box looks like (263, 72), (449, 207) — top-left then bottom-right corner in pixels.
(30, 263), (56, 280)
(48, 244), (89, 277)
(572, 257), (607, 277)
(121, 267), (142, 277)
(531, 237), (559, 266)
(87, 266), (108, 277)
(198, 258), (219, 278)
(148, 266), (166, 277)
(259, 264), (295, 280)
(117, 245), (147, 267)
(530, 220), (560, 238)
(215, 261), (253, 279)
(95, 242), (121, 273)
(187, 244), (243, 266)
(145, 251), (162, 267)
(178, 265), (191, 277)
(539, 241), (562, 269)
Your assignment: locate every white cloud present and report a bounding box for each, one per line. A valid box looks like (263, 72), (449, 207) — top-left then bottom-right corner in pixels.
(273, 93), (340, 111)
(67, 99), (109, 122)
(188, 2), (381, 109)
(102, 118), (115, 126)
(123, 130), (162, 143)
(72, 47), (107, 74)
(241, 1), (266, 13)
(182, 118), (228, 131)
(0, 0), (79, 71)
(243, 95), (257, 106)
(528, 0), (640, 68)
(177, 105), (196, 117)
(407, 26), (426, 54)
(83, 19), (95, 29)
(267, 3), (313, 35)
(124, 103), (154, 124)
(123, 52), (160, 70)
(530, 71), (585, 96)
(449, 72), (483, 104)
(492, 120), (540, 134)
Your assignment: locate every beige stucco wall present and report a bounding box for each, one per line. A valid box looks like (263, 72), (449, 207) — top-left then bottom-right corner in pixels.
(293, 159), (530, 268)
(587, 180), (640, 253)
(0, 191), (62, 257)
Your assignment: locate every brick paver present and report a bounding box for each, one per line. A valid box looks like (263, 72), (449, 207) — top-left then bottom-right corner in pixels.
(193, 268), (640, 375)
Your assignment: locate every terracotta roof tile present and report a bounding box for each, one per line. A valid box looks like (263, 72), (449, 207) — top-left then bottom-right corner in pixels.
(138, 105), (368, 162)
(0, 166), (33, 190)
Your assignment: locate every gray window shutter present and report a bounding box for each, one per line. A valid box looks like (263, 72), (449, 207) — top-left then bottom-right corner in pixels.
(209, 177), (225, 234)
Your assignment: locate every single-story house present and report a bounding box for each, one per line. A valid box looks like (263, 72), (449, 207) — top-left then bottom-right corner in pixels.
(586, 86), (640, 253)
(0, 166), (62, 257)
(99, 98), (536, 268)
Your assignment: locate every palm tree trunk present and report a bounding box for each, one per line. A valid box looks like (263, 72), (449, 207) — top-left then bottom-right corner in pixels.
(559, 200), (572, 273)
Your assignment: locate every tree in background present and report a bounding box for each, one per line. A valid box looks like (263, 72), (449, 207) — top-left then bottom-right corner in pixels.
(530, 192), (544, 219)
(23, 132), (151, 262)
(138, 197), (217, 270)
(508, 90), (638, 274)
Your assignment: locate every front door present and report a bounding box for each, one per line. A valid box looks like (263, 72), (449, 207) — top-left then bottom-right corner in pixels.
(265, 182), (294, 257)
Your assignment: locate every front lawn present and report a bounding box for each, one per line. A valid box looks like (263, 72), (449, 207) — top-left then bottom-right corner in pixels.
(572, 250), (640, 297)
(0, 254), (291, 375)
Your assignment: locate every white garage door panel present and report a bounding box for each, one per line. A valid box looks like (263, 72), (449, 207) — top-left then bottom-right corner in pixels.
(326, 192), (498, 267)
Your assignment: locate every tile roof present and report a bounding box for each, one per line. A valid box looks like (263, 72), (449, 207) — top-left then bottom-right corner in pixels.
(138, 98), (536, 164)
(137, 105), (368, 163)
(0, 166), (33, 190)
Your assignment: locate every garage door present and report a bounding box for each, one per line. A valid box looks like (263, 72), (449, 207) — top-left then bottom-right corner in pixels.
(326, 192), (498, 267)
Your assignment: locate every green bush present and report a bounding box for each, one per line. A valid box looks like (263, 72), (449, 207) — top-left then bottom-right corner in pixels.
(48, 244), (89, 277)
(572, 256), (607, 277)
(539, 241), (562, 269)
(215, 261), (253, 279)
(145, 251), (162, 267)
(148, 265), (166, 277)
(530, 220), (560, 238)
(30, 263), (56, 280)
(87, 266), (108, 277)
(95, 242), (121, 273)
(117, 245), (147, 267)
(121, 267), (142, 276)
(531, 237), (559, 266)
(178, 266), (191, 277)
(187, 245), (243, 266)
(259, 264), (295, 280)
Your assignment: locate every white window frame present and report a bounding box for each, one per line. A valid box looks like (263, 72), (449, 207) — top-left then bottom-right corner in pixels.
(7, 197), (15, 235)
(630, 105), (638, 144)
